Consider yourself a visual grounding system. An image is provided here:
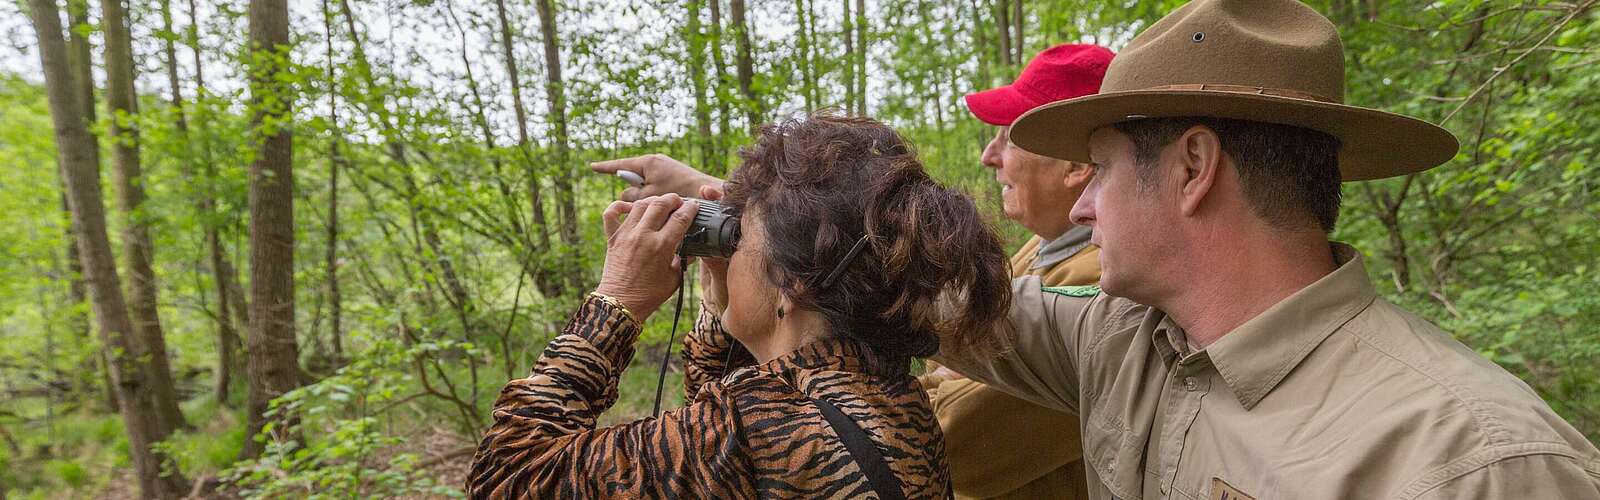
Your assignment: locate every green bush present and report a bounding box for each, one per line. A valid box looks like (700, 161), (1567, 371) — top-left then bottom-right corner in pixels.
(221, 338), (470, 499)
(44, 459), (87, 488)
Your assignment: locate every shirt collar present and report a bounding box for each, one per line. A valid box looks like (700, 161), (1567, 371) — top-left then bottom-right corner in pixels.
(1195, 243), (1377, 410)
(1032, 225), (1093, 270)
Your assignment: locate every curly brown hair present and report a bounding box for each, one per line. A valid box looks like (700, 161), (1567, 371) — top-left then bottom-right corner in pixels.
(722, 111), (1012, 359)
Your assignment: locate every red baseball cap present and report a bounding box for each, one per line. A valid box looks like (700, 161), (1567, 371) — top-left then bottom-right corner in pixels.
(964, 43), (1115, 126)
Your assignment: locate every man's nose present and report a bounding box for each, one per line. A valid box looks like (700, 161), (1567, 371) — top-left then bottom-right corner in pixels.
(980, 137), (1003, 170)
(1069, 188), (1095, 227)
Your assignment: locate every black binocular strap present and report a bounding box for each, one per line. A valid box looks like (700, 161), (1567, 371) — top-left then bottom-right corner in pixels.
(809, 397), (907, 500)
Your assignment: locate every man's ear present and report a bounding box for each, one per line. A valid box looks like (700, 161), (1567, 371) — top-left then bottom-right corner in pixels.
(1176, 126), (1223, 217)
(1062, 161), (1094, 189)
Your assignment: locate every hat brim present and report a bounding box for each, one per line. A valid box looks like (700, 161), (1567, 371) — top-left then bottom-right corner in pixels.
(1009, 90), (1459, 181)
(963, 85), (1040, 126)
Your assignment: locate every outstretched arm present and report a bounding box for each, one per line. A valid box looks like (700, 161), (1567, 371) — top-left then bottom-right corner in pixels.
(591, 154), (725, 202)
(932, 276), (1109, 415)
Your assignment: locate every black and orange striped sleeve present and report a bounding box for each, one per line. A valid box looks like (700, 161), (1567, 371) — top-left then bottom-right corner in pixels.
(682, 301), (755, 401)
(466, 294), (757, 498)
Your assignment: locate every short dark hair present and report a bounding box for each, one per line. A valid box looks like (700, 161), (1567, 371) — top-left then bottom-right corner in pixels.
(723, 111), (1012, 359)
(1111, 117), (1343, 233)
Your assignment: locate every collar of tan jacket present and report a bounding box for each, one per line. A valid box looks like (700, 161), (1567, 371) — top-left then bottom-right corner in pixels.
(1151, 243), (1377, 410)
(1031, 225), (1094, 270)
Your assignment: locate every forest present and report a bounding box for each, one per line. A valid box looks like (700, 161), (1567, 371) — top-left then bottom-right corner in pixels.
(2, 0), (1597, 497)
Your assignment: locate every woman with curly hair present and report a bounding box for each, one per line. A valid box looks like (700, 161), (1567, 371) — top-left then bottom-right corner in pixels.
(468, 113), (1012, 499)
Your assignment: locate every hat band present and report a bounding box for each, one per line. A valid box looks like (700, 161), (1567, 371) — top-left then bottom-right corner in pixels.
(1144, 84), (1338, 104)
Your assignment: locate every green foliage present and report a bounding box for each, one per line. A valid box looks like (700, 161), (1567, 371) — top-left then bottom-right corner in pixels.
(162, 394), (249, 473)
(45, 459), (87, 488)
(2, 0), (1597, 497)
(0, 411), (132, 497)
(221, 337), (468, 498)
(1322, 0), (1600, 435)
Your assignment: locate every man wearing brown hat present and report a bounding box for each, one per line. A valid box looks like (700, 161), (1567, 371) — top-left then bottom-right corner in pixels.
(934, 0), (1600, 498)
(918, 42), (1113, 500)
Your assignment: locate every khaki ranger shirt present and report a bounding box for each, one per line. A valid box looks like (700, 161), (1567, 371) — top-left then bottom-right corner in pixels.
(937, 243), (1600, 499)
(926, 227), (1099, 499)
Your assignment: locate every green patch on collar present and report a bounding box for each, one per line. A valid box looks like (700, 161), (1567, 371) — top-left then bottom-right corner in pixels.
(1042, 285), (1101, 297)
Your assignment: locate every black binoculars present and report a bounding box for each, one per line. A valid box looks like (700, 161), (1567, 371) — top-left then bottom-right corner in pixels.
(679, 198), (740, 258)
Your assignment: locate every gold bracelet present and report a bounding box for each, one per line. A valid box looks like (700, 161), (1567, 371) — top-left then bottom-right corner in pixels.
(589, 292), (640, 326)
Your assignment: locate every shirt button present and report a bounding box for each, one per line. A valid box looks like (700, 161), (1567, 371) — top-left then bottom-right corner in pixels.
(1184, 377), (1198, 391)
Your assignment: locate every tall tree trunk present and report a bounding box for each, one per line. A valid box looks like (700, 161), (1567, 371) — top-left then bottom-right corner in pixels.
(66, 0), (95, 138)
(62, 187), (112, 409)
(803, 0), (819, 108)
(445, 2), (537, 379)
(1012, 0), (1023, 63)
(443, 0), (531, 253)
(994, 0), (1012, 66)
(491, 0), (554, 283)
(27, 0), (189, 495)
(319, 0), (344, 363)
(210, 230), (238, 403)
(333, 0), (478, 321)
(793, 0), (816, 110)
(708, 0), (730, 168)
(532, 0), (582, 290)
(731, 0), (760, 133)
(102, 0), (187, 434)
(241, 0), (302, 460)
(161, 0), (232, 407)
(842, 0), (855, 114)
(854, 0), (866, 114)
(688, 0), (713, 168)
(63, 0), (118, 413)
(186, 0), (244, 405)
(968, 0), (992, 88)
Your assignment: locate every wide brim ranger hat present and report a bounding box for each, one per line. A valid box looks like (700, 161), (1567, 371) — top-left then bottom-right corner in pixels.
(1009, 0), (1459, 181)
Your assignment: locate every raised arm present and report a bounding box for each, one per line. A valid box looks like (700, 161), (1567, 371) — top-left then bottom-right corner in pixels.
(932, 275), (1114, 415)
(465, 195), (750, 496)
(467, 294), (755, 498)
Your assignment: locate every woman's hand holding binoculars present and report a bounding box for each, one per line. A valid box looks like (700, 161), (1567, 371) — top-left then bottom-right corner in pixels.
(595, 194), (699, 320)
(694, 185), (732, 314)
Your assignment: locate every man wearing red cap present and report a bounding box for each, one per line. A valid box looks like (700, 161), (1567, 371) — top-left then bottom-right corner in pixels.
(917, 42), (1113, 500)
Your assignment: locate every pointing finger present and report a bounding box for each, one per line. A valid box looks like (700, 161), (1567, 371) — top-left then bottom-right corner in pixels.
(590, 156), (646, 174)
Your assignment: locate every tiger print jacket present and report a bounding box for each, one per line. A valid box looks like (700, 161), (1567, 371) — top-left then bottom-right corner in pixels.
(466, 293), (951, 499)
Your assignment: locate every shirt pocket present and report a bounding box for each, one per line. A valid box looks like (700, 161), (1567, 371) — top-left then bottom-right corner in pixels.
(1085, 408), (1145, 498)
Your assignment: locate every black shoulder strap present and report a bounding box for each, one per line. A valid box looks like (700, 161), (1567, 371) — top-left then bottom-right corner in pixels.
(810, 397), (907, 500)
